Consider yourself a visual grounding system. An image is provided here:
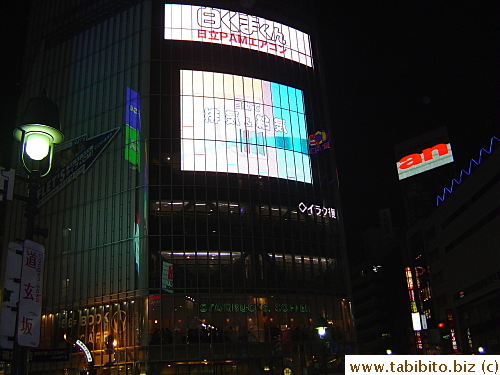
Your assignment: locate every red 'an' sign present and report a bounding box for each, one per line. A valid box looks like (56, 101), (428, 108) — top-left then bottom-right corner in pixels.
(397, 143), (454, 180)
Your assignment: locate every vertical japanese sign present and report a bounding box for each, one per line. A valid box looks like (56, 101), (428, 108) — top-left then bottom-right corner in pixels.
(17, 240), (45, 348)
(446, 309), (460, 353)
(125, 87), (141, 168)
(161, 262), (173, 293)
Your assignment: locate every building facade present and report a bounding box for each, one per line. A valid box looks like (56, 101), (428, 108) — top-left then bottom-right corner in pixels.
(404, 136), (499, 354)
(350, 227), (413, 355)
(1, 0), (355, 374)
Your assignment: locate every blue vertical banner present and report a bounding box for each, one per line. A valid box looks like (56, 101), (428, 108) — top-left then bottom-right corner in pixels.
(125, 87), (141, 168)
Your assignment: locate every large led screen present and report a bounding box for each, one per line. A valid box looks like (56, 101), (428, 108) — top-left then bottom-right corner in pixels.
(165, 4), (313, 67)
(181, 70), (312, 184)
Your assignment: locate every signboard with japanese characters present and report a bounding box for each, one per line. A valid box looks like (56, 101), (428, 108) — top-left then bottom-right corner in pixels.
(17, 240), (45, 348)
(165, 5), (313, 67)
(298, 202), (336, 219)
(181, 70), (312, 183)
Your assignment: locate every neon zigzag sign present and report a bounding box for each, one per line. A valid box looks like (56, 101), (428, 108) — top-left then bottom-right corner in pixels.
(436, 136), (500, 206)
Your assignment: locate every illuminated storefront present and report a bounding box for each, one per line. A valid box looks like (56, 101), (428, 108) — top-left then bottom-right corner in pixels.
(1, 1), (355, 374)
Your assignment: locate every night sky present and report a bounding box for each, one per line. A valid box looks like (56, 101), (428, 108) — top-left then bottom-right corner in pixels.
(317, 2), (499, 262)
(1, 1), (498, 263)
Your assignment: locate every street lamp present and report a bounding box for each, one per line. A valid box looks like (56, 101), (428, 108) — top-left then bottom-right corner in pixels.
(10, 93), (64, 375)
(315, 317), (329, 339)
(13, 94), (64, 177)
(13, 93), (64, 241)
(315, 317), (329, 374)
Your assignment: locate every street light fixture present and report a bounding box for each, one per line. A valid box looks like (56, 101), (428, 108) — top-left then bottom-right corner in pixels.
(314, 317), (330, 374)
(10, 93), (64, 375)
(13, 93), (64, 177)
(12, 93), (64, 241)
(315, 317), (329, 339)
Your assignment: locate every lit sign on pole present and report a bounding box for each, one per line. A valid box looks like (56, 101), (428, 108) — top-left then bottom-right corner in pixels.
(396, 143), (454, 180)
(165, 4), (313, 67)
(17, 240), (45, 348)
(181, 70), (312, 183)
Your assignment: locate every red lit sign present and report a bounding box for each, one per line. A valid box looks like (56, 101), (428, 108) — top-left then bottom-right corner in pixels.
(397, 143), (454, 180)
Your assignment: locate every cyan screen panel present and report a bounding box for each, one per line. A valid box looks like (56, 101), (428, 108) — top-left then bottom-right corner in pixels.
(180, 70), (312, 184)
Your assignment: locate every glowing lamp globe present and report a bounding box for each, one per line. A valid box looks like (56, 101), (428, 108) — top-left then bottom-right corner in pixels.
(315, 317), (329, 338)
(317, 327), (327, 337)
(13, 95), (64, 175)
(23, 132), (52, 160)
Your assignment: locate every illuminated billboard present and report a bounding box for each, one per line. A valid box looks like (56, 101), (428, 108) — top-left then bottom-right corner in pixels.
(125, 87), (141, 168)
(395, 127), (454, 180)
(180, 70), (312, 183)
(396, 143), (454, 180)
(165, 4), (313, 67)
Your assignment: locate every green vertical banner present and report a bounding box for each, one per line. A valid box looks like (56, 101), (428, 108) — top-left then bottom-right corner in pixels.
(125, 87), (141, 168)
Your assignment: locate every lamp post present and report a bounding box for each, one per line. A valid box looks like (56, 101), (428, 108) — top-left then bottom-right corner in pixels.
(315, 317), (329, 375)
(11, 93), (64, 375)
